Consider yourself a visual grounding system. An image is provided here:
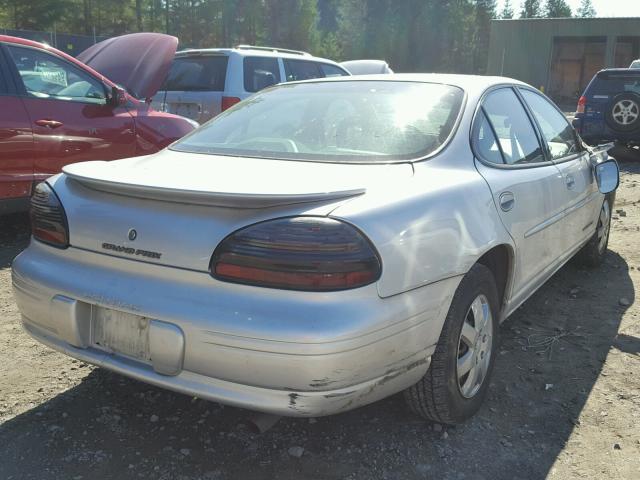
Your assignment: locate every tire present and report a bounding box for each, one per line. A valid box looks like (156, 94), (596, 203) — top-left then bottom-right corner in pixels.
(605, 92), (640, 133)
(404, 264), (499, 424)
(576, 196), (612, 268)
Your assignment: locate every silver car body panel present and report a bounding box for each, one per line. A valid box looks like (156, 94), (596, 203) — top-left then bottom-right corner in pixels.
(12, 74), (608, 416)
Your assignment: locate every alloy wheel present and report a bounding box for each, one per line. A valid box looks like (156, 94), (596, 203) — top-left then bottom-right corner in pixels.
(456, 294), (493, 399)
(612, 99), (640, 126)
(597, 200), (611, 253)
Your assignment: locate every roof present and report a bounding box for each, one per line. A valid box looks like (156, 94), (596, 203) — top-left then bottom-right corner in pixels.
(597, 68), (640, 75)
(285, 73), (529, 95)
(175, 45), (339, 63)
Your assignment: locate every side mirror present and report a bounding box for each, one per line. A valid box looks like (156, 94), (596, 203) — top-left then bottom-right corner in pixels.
(595, 159), (619, 194)
(107, 86), (127, 107)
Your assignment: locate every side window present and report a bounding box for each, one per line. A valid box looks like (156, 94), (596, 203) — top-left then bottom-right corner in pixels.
(474, 111), (503, 164)
(319, 63), (349, 78)
(243, 57), (280, 93)
(520, 89), (578, 159)
(283, 59), (322, 82)
(7, 45), (106, 104)
(0, 63), (9, 94)
(482, 88), (545, 165)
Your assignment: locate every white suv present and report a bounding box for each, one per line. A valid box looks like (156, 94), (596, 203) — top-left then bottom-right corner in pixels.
(152, 45), (349, 124)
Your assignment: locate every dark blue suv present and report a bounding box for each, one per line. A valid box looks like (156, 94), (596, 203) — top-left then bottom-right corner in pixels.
(573, 69), (640, 154)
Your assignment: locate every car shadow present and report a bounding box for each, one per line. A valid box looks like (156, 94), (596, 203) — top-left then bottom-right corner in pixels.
(0, 212), (30, 270)
(0, 228), (635, 479)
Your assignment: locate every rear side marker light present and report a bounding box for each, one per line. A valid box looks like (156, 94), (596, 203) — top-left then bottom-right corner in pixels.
(30, 182), (69, 249)
(211, 217), (382, 291)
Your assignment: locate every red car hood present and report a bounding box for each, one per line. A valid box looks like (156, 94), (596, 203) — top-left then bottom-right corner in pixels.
(77, 33), (177, 100)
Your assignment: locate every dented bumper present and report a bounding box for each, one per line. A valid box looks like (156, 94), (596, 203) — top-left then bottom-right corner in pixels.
(12, 241), (459, 416)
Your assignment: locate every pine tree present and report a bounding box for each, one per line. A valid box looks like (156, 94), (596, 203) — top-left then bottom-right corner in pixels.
(473, 0), (497, 73)
(501, 0), (514, 19)
(577, 0), (596, 17)
(520, 0), (541, 18)
(545, 0), (572, 17)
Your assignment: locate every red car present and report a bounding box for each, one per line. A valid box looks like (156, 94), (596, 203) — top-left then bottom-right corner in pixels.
(0, 33), (196, 214)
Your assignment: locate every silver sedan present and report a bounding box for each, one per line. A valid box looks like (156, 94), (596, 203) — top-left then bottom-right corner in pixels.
(12, 75), (619, 424)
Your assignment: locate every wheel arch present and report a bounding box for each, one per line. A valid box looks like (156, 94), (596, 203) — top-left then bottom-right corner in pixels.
(474, 243), (515, 322)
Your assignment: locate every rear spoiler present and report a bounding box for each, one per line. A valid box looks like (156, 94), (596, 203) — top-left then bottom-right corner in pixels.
(63, 168), (365, 209)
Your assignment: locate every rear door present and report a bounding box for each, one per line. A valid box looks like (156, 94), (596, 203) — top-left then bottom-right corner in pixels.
(153, 54), (228, 123)
(0, 46), (34, 203)
(519, 88), (599, 253)
(473, 87), (567, 304)
(5, 43), (136, 178)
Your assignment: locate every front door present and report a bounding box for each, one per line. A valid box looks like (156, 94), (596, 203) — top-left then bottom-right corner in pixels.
(4, 43), (136, 180)
(473, 87), (568, 305)
(519, 88), (601, 253)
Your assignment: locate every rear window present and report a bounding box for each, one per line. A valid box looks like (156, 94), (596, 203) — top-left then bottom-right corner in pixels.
(243, 56), (281, 93)
(591, 73), (640, 95)
(162, 55), (228, 92)
(171, 81), (465, 163)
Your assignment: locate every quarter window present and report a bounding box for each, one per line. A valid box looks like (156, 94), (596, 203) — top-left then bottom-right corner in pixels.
(243, 57), (280, 93)
(520, 89), (578, 160)
(7, 45), (106, 104)
(474, 111), (503, 164)
(482, 88), (545, 165)
(283, 59), (322, 81)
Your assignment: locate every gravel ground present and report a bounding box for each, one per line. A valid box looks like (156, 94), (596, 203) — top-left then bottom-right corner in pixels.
(1, 162), (639, 480)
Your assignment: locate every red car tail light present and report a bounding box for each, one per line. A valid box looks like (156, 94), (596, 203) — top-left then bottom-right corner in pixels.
(221, 96), (241, 111)
(30, 182), (69, 248)
(211, 217), (382, 291)
(576, 96), (586, 114)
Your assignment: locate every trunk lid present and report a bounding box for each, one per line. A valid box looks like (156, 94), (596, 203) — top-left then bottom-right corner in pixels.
(54, 151), (412, 271)
(77, 33), (178, 101)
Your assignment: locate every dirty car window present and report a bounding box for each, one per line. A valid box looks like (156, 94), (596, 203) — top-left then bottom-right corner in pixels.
(171, 81), (465, 162)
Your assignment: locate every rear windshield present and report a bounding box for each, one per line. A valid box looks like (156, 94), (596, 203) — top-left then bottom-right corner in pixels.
(162, 55), (228, 92)
(592, 73), (640, 95)
(171, 81), (465, 163)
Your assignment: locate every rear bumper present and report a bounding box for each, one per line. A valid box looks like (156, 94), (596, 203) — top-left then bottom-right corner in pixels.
(12, 241), (460, 416)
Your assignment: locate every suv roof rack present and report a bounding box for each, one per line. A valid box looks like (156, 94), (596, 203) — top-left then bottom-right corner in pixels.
(235, 45), (310, 56)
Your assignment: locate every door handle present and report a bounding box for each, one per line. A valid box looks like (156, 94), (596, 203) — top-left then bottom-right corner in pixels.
(565, 175), (575, 190)
(499, 191), (515, 212)
(35, 119), (63, 129)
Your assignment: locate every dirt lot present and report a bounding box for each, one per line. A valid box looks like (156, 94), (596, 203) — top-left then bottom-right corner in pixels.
(1, 163), (639, 480)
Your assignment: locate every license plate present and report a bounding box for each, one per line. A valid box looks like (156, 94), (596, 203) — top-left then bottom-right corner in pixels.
(172, 102), (199, 120)
(92, 307), (151, 362)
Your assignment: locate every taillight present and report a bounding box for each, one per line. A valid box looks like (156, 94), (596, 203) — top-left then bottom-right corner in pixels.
(30, 182), (69, 248)
(221, 96), (241, 111)
(211, 217), (382, 291)
(576, 96), (587, 114)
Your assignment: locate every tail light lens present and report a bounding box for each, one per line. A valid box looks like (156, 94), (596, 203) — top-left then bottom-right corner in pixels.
(221, 96), (241, 111)
(30, 182), (69, 248)
(211, 217), (382, 291)
(576, 96), (586, 114)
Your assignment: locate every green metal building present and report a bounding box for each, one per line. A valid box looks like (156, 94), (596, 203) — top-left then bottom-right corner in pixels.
(487, 17), (640, 104)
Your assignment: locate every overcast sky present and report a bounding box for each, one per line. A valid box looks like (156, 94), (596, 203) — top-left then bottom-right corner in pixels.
(496, 0), (640, 18)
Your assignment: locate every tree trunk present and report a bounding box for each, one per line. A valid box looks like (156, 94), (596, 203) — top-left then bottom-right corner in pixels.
(136, 0), (143, 31)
